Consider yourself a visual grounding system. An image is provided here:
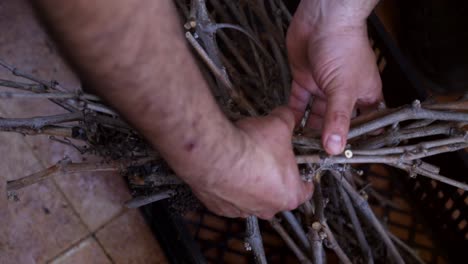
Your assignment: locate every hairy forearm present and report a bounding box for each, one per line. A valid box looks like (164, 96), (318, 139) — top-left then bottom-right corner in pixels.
(33, 0), (239, 186)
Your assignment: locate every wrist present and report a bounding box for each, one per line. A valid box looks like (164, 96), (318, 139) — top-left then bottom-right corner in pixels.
(297, 0), (377, 33)
(155, 113), (246, 189)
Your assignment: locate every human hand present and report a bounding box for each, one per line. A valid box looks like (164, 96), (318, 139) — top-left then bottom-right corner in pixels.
(188, 107), (313, 219)
(287, 0), (382, 155)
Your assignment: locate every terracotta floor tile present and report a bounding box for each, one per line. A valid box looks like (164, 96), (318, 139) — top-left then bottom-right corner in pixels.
(54, 170), (132, 231)
(95, 210), (168, 264)
(0, 132), (88, 264)
(19, 132), (131, 231)
(0, 0), (84, 185)
(26, 135), (131, 231)
(1, 1), (167, 263)
(26, 135), (89, 166)
(0, 106), (129, 232)
(49, 237), (111, 264)
(0, 0), (131, 232)
(0, 0), (80, 95)
(0, 0), (82, 179)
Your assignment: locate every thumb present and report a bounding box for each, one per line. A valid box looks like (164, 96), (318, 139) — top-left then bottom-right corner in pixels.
(322, 90), (356, 155)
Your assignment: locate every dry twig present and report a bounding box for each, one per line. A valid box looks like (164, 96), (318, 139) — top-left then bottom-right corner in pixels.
(245, 216), (268, 264)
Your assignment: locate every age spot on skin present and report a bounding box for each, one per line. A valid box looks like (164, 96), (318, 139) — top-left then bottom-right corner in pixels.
(184, 140), (197, 152)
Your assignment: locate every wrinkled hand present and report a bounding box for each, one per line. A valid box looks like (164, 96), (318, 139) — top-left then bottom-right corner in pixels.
(287, 0), (382, 155)
(190, 107), (313, 220)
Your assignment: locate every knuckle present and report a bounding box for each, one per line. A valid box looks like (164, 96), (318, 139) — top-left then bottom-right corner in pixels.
(207, 204), (241, 219)
(258, 211), (275, 220)
(222, 210), (242, 219)
(359, 93), (381, 105)
(204, 204), (222, 215)
(271, 107), (294, 130)
(284, 195), (300, 211)
(272, 114), (292, 132)
(289, 86), (310, 105)
(239, 212), (249, 219)
(212, 210), (229, 218)
(331, 110), (351, 123)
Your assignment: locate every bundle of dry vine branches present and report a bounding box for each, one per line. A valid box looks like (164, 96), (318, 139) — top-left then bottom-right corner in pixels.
(3, 0), (468, 263)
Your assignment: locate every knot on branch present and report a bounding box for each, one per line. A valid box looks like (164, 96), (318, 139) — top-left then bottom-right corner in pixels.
(301, 164), (321, 182)
(57, 156), (72, 172)
(311, 221), (322, 231)
(7, 190), (19, 202)
(408, 160), (422, 178)
(184, 19), (197, 30)
(411, 99), (421, 110)
(244, 242), (252, 251)
(344, 149), (353, 159)
(359, 190), (369, 201)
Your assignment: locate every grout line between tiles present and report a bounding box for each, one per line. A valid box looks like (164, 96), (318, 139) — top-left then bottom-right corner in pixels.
(93, 207), (129, 233)
(0, 103), (93, 263)
(44, 209), (129, 264)
(22, 131), (134, 264)
(21, 133), (93, 230)
(90, 208), (129, 264)
(36, 158), (91, 231)
(23, 132), (131, 232)
(1, 85), (93, 233)
(92, 233), (116, 264)
(51, 178), (92, 228)
(19, 134), (98, 252)
(2, 100), (137, 264)
(47, 238), (93, 264)
(45, 234), (93, 264)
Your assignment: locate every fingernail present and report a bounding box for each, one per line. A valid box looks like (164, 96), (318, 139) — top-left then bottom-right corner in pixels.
(326, 134), (343, 155)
